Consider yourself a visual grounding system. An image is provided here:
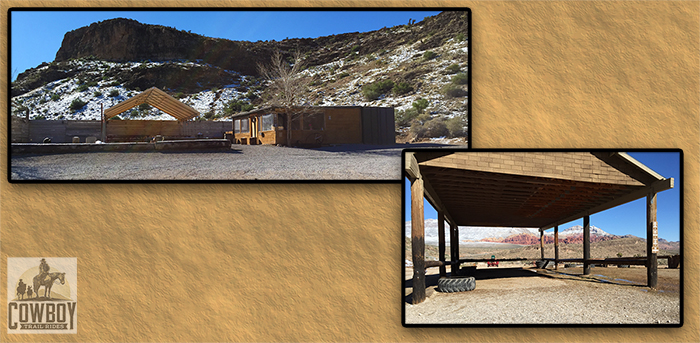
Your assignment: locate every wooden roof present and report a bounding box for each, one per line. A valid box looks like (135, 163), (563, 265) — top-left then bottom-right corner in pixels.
(405, 151), (673, 230)
(104, 87), (199, 121)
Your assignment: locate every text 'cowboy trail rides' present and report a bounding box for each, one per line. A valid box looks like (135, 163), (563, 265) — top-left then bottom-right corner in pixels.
(7, 257), (78, 334)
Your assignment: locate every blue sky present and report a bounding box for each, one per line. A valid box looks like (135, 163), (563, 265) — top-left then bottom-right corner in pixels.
(404, 151), (682, 242)
(10, 9), (442, 81)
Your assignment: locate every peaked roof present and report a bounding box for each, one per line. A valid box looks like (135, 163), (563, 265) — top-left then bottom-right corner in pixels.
(405, 151), (674, 230)
(104, 87), (199, 121)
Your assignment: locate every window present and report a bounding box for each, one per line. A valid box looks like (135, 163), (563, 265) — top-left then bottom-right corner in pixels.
(260, 113), (275, 131)
(240, 118), (249, 133)
(304, 112), (324, 130)
(234, 119), (240, 133)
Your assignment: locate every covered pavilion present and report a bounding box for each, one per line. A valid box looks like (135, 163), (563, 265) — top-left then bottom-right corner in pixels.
(404, 150), (675, 304)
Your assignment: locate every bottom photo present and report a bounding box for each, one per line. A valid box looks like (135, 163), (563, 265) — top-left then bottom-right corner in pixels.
(402, 150), (681, 326)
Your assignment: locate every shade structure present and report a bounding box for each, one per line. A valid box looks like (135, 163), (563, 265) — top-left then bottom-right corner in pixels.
(104, 87), (199, 121)
(404, 150), (676, 304)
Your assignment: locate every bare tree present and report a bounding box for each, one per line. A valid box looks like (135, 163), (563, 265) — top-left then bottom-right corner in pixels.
(257, 50), (312, 146)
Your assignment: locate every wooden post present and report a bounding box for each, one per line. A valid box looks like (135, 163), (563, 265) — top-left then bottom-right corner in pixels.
(540, 229), (545, 260)
(101, 103), (106, 142)
(410, 177), (426, 304)
(554, 226), (559, 270)
(647, 192), (658, 289)
(450, 221), (459, 275)
(583, 215), (591, 275)
(438, 212), (446, 278)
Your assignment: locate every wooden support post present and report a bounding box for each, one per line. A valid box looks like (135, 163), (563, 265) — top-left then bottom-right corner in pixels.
(450, 223), (459, 276)
(438, 212), (446, 278)
(540, 229), (545, 261)
(101, 103), (107, 142)
(410, 177), (426, 304)
(554, 226), (559, 270)
(583, 215), (591, 275)
(647, 192), (658, 289)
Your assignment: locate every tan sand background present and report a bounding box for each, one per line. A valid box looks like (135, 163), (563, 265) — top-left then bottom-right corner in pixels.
(1, 1), (698, 341)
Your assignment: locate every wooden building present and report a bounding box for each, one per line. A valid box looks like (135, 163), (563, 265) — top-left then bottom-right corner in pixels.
(404, 150), (676, 304)
(230, 106), (395, 146)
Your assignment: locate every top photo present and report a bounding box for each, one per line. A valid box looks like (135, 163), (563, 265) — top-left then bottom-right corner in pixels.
(9, 9), (471, 181)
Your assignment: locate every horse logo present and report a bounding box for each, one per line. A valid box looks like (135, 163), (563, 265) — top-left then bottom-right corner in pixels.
(7, 257), (78, 334)
(33, 272), (66, 299)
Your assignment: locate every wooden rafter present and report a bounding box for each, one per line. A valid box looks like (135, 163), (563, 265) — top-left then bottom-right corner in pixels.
(104, 87), (199, 121)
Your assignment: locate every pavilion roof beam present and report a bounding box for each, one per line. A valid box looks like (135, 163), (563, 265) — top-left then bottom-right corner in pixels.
(541, 178), (673, 230)
(591, 152), (665, 185)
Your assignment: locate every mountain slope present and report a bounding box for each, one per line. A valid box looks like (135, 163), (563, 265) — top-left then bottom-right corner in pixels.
(11, 11), (470, 142)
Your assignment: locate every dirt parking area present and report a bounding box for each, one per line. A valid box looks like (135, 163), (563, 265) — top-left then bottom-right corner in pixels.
(404, 265), (681, 325)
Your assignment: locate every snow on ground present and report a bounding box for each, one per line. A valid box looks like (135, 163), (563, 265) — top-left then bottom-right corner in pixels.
(11, 59), (248, 121)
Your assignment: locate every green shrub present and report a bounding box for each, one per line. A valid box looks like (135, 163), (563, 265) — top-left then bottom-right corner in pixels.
(245, 90), (258, 101)
(395, 108), (419, 127)
(76, 84), (89, 92)
(456, 33), (466, 42)
(393, 82), (413, 96)
(93, 91), (103, 97)
(69, 98), (87, 112)
(174, 92), (184, 99)
(362, 79), (395, 100)
(423, 118), (449, 137)
(445, 64), (461, 74)
(443, 84), (468, 98)
(451, 72), (469, 85)
(224, 99), (253, 115)
(51, 94), (61, 101)
(109, 89), (120, 97)
(412, 98), (429, 113)
(446, 116), (466, 137)
(338, 72), (350, 79)
(422, 51), (437, 61)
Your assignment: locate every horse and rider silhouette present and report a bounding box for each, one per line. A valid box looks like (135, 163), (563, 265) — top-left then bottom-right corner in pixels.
(16, 259), (66, 300)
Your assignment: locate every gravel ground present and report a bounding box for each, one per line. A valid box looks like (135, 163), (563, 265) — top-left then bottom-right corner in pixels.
(10, 143), (443, 181)
(404, 267), (681, 325)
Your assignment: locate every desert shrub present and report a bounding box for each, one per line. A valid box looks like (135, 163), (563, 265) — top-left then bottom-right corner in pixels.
(93, 91), (103, 97)
(223, 99), (253, 115)
(451, 72), (469, 85)
(445, 64), (461, 74)
(395, 108), (419, 127)
(245, 90), (258, 101)
(423, 118), (449, 137)
(51, 94), (61, 101)
(443, 84), (468, 98)
(410, 117), (448, 139)
(338, 72), (350, 79)
(362, 79), (395, 100)
(392, 82), (413, 96)
(69, 98), (87, 112)
(456, 33), (466, 42)
(174, 92), (184, 99)
(109, 89), (120, 97)
(423, 51), (437, 61)
(76, 84), (89, 92)
(412, 98), (429, 113)
(203, 110), (216, 119)
(446, 116), (466, 137)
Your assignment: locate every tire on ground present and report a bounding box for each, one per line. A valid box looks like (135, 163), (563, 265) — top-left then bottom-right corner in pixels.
(437, 276), (476, 293)
(535, 260), (546, 269)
